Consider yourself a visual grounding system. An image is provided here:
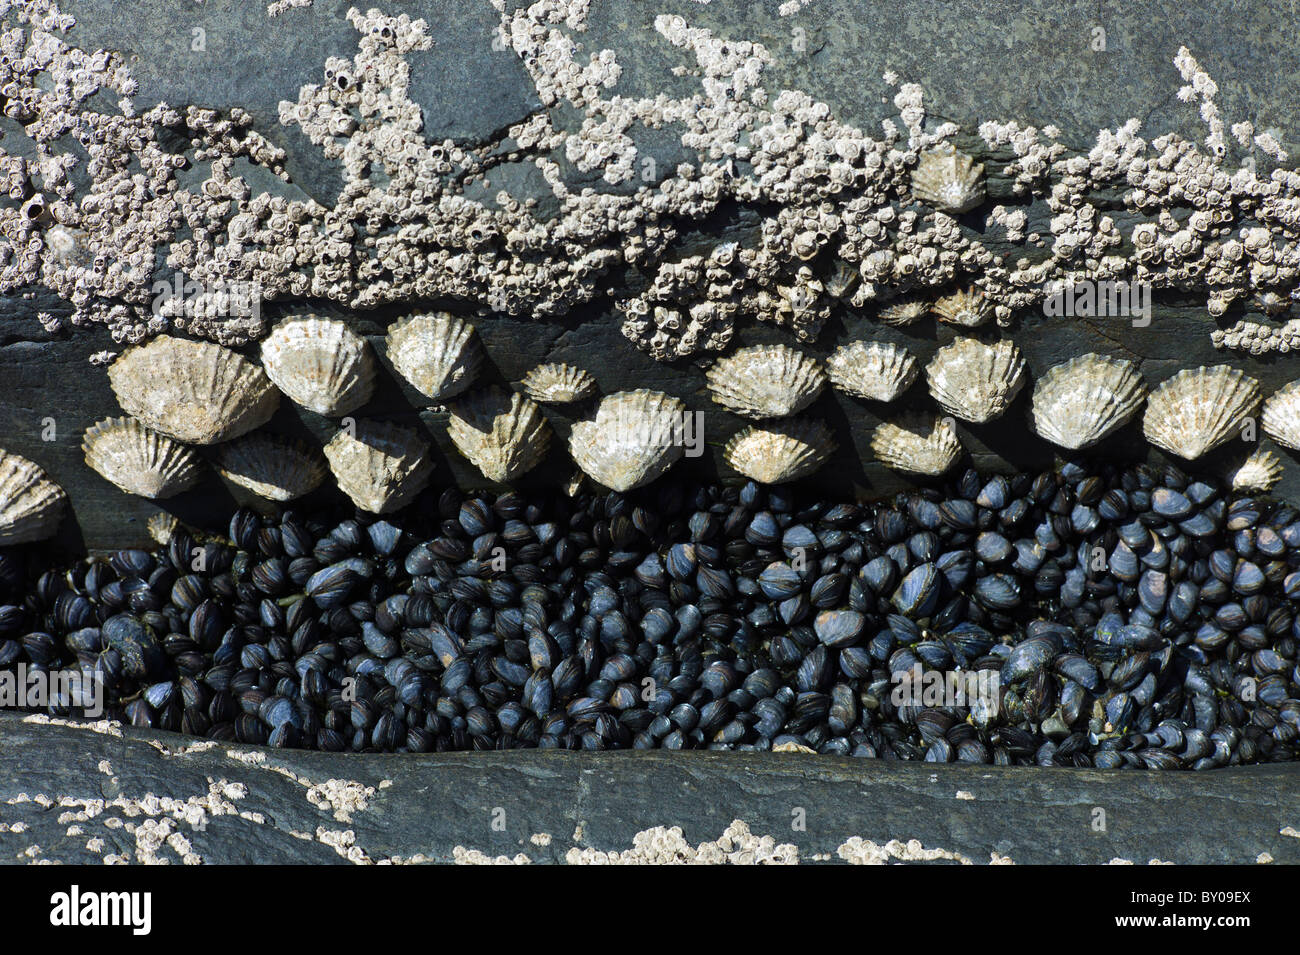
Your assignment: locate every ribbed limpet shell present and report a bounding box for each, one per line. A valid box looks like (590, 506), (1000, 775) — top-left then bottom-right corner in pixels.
(386, 312), (482, 402)
(877, 300), (927, 327)
(260, 316), (375, 416)
(0, 450), (66, 544)
(82, 417), (204, 499)
(1030, 354), (1148, 450)
(1231, 448), (1283, 493)
(910, 144), (986, 214)
(724, 418), (836, 484)
(569, 389), (687, 492)
(870, 414), (962, 476)
(323, 420), (433, 514)
(706, 344), (825, 419)
(925, 337), (1026, 423)
(932, 288), (992, 329)
(447, 387), (552, 483)
(826, 341), (918, 402)
(108, 335), (279, 445)
(520, 362), (597, 404)
(1261, 380), (1300, 450)
(215, 433), (328, 502)
(1143, 365), (1261, 460)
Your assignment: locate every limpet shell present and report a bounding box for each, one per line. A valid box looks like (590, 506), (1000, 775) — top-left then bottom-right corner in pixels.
(108, 335), (279, 445)
(1231, 448), (1283, 493)
(724, 418), (836, 484)
(569, 389), (688, 492)
(1262, 380), (1300, 450)
(447, 387), (552, 483)
(878, 300), (927, 327)
(1143, 365), (1261, 460)
(386, 312), (482, 402)
(822, 260), (860, 300)
(520, 362), (597, 404)
(82, 417), (204, 499)
(910, 144), (986, 214)
(826, 341), (918, 402)
(706, 343), (825, 419)
(871, 414), (962, 476)
(215, 433), (328, 502)
(1030, 353), (1148, 450)
(0, 450), (66, 544)
(260, 316), (375, 416)
(932, 288), (992, 329)
(925, 337), (1026, 423)
(323, 420), (433, 514)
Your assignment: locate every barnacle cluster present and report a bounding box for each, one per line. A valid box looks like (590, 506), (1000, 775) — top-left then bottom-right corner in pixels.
(0, 1), (1296, 359)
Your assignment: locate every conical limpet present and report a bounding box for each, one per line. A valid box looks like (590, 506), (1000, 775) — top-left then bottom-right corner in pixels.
(1030, 353), (1148, 450)
(215, 433), (328, 502)
(925, 337), (1026, 423)
(0, 450), (66, 544)
(520, 362), (597, 404)
(910, 143), (986, 214)
(1231, 448), (1283, 493)
(878, 300), (927, 327)
(706, 343), (825, 419)
(108, 335), (279, 445)
(870, 414), (962, 476)
(82, 417), (204, 499)
(1261, 380), (1300, 450)
(569, 389), (687, 492)
(1143, 365), (1261, 460)
(724, 418), (836, 484)
(826, 341), (918, 402)
(447, 387), (552, 483)
(386, 312), (482, 402)
(932, 288), (992, 329)
(260, 316), (375, 416)
(323, 420), (433, 514)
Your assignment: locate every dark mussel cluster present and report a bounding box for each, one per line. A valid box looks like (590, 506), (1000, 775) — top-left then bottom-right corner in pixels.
(2, 459), (1300, 768)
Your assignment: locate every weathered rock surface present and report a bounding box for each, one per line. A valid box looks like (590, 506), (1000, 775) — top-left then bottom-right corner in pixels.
(0, 714), (1295, 864)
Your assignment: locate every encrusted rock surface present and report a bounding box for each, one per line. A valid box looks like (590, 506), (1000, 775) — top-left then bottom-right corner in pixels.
(0, 714), (1295, 864)
(2, 0), (1300, 551)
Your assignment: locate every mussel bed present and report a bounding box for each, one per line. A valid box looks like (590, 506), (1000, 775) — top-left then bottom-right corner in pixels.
(2, 459), (1299, 769)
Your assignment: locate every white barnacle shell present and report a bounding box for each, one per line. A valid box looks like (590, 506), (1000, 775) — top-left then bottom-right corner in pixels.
(723, 418), (836, 484)
(910, 144), (986, 214)
(870, 414), (962, 476)
(323, 420), (433, 514)
(107, 335), (279, 445)
(1143, 365), (1261, 460)
(1030, 353), (1148, 450)
(932, 288), (992, 328)
(925, 337), (1026, 423)
(259, 316), (375, 416)
(877, 300), (927, 327)
(215, 433), (328, 502)
(385, 312), (482, 402)
(520, 362), (597, 404)
(569, 389), (687, 492)
(1231, 448), (1284, 493)
(447, 387), (552, 483)
(82, 417), (204, 499)
(1261, 380), (1300, 450)
(826, 341), (918, 402)
(706, 344), (826, 419)
(0, 450), (66, 544)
